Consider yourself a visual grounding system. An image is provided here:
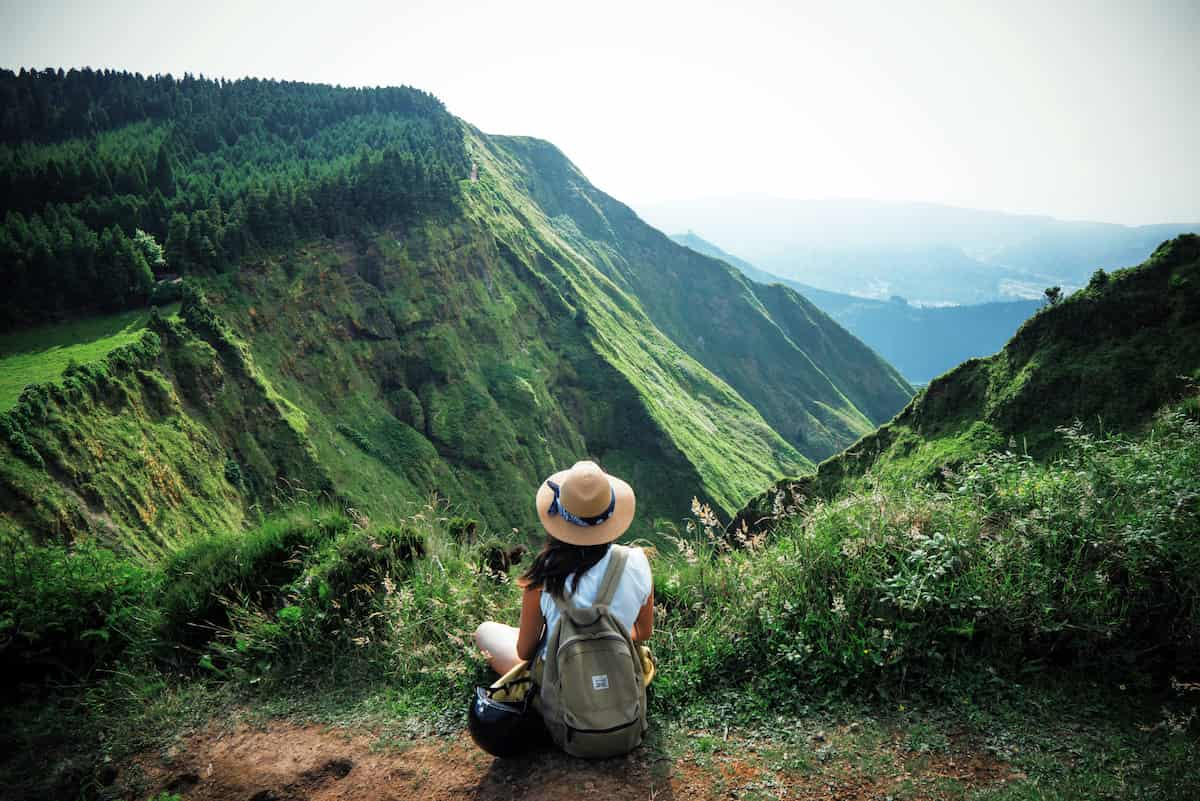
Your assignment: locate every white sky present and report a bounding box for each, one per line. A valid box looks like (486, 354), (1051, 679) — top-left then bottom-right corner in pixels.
(2, 0), (1198, 224)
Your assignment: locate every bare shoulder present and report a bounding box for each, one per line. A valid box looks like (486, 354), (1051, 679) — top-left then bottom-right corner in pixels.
(628, 545), (653, 576)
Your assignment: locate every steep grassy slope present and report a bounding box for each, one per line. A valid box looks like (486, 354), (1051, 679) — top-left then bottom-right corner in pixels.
(2, 133), (826, 547)
(674, 232), (1041, 384)
(0, 302), (330, 557)
(0, 210), (798, 549)
(736, 234), (1200, 527)
(207, 219), (746, 532)
(490, 137), (912, 461)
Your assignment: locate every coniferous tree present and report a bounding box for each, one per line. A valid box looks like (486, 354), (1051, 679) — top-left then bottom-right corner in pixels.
(151, 142), (175, 198)
(132, 228), (165, 274)
(164, 212), (190, 273)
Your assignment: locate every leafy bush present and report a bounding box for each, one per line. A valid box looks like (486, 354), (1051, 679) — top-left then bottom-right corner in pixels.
(335, 422), (372, 454)
(447, 516), (478, 541)
(158, 509), (353, 659)
(0, 413), (42, 465)
(0, 540), (159, 681)
(195, 502), (496, 690)
(650, 402), (1200, 704)
(298, 525), (426, 614)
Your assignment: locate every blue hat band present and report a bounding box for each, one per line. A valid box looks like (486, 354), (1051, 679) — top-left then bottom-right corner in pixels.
(545, 479), (616, 527)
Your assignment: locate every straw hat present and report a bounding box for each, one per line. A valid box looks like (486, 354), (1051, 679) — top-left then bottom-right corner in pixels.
(535, 460), (636, 545)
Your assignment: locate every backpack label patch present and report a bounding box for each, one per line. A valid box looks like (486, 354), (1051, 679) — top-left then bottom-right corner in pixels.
(591, 674), (610, 690)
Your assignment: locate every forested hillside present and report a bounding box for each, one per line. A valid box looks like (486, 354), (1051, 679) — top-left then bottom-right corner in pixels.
(0, 70), (911, 549)
(0, 68), (465, 327)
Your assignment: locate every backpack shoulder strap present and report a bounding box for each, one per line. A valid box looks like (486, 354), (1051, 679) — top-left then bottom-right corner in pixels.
(595, 545), (629, 608)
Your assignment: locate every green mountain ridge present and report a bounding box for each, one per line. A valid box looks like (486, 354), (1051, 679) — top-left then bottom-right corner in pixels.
(0, 70), (912, 550)
(735, 233), (1200, 528)
(672, 232), (1042, 383)
(490, 137), (912, 459)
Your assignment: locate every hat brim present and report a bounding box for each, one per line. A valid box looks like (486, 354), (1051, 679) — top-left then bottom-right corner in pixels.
(535, 469), (636, 546)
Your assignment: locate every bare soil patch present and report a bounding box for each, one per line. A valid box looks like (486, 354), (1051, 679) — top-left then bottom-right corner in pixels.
(130, 720), (1021, 801)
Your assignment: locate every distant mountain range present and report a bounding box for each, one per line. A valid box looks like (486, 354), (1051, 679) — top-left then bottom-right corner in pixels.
(643, 196), (1199, 305)
(671, 233), (1040, 384)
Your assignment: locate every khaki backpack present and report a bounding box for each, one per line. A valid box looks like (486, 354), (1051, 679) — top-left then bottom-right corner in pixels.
(536, 545), (648, 758)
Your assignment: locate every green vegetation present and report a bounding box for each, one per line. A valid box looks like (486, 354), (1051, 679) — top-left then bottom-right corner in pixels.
(3, 70), (1198, 800)
(737, 233), (1200, 522)
(0, 303), (178, 410)
(2, 71), (916, 550)
(666, 408), (1200, 697)
(0, 296), (329, 556)
(3, 392), (1198, 797)
(493, 137), (912, 461)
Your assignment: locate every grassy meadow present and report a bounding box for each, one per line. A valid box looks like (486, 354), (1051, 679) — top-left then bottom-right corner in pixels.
(0, 303), (179, 410)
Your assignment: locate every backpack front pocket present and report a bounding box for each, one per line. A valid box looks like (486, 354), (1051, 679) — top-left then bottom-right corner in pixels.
(557, 635), (640, 735)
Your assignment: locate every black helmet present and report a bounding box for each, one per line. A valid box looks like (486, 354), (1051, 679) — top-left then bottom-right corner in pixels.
(467, 686), (544, 757)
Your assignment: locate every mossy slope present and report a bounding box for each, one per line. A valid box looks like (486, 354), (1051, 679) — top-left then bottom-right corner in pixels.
(485, 135), (913, 461)
(0, 300), (330, 558)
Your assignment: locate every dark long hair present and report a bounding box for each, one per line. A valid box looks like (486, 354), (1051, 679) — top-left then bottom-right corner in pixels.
(518, 535), (611, 599)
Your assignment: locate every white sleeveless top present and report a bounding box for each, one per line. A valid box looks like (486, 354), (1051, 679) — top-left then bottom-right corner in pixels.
(538, 546), (653, 658)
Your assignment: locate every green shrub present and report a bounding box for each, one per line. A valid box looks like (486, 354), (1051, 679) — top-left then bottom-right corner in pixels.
(0, 413), (42, 465)
(0, 540), (159, 681)
(335, 421), (373, 454)
(158, 509), (352, 660)
(649, 402), (1200, 705)
(223, 458), (243, 487)
(473, 537), (527, 577)
(300, 524), (427, 615)
(447, 516), (478, 541)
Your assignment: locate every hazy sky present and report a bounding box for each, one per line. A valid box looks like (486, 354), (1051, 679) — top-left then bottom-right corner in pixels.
(3, 0), (1198, 224)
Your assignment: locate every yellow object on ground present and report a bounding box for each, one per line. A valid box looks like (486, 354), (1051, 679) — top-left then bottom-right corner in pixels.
(489, 645), (655, 703)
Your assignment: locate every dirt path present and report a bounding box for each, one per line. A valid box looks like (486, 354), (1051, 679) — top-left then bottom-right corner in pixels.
(130, 720), (1024, 801)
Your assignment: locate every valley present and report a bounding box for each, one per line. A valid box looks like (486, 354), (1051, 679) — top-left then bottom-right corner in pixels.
(672, 232), (1043, 384)
(1, 67), (1198, 801)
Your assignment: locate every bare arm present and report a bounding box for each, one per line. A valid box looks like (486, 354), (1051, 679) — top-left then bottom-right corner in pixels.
(516, 586), (546, 661)
(630, 589), (654, 642)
